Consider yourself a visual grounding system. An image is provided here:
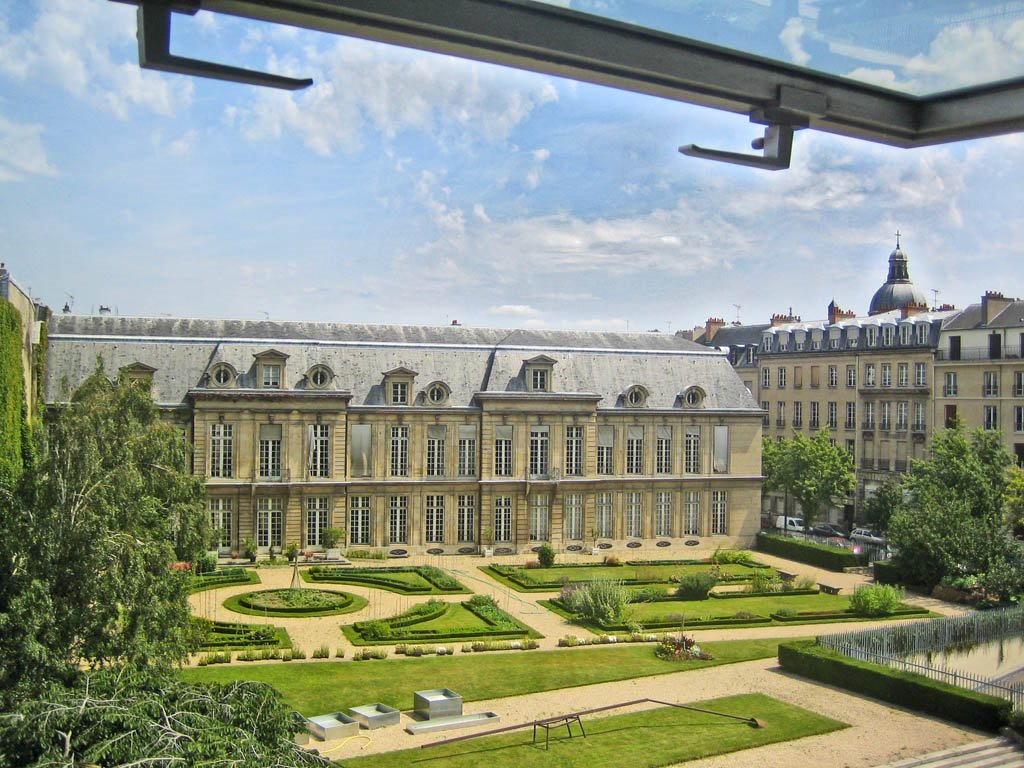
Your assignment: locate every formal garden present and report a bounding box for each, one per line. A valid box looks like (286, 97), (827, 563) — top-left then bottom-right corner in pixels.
(303, 564), (469, 594)
(223, 588), (367, 618)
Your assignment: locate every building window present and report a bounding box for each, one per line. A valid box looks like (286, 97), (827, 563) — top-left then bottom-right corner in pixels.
(308, 423), (330, 477)
(256, 497), (283, 549)
(897, 363), (908, 388)
(810, 366), (819, 389)
(529, 426), (550, 478)
(596, 492), (613, 538)
(531, 368), (549, 392)
(655, 491), (672, 537)
(899, 324), (910, 345)
(777, 368), (787, 388)
(896, 401), (908, 431)
(984, 405), (999, 430)
(711, 491), (728, 535)
(388, 496), (408, 544)
(881, 326), (893, 346)
(350, 424), (372, 477)
(864, 401), (875, 429)
(914, 402), (926, 431)
(713, 425), (729, 474)
(258, 424), (282, 479)
(761, 402), (770, 427)
(392, 381), (409, 405)
(262, 364), (281, 388)
(426, 425), (447, 477)
(683, 387), (705, 407)
(865, 364), (876, 387)
(916, 324), (928, 344)
(880, 402), (892, 431)
(776, 401), (786, 427)
(762, 367), (771, 389)
(565, 426), (584, 476)
(945, 404), (958, 429)
(1015, 406), (1024, 433)
(683, 491), (701, 536)
(349, 496), (371, 545)
(983, 371), (999, 397)
(828, 365), (838, 388)
(457, 495), (476, 542)
(426, 382), (449, 405)
(915, 362), (927, 387)
(626, 426), (644, 474)
(564, 493), (583, 540)
(597, 426), (614, 474)
(792, 401), (803, 427)
(309, 366), (331, 389)
(458, 425), (477, 476)
(625, 492), (643, 538)
(529, 495), (550, 540)
(944, 372), (958, 396)
(827, 402), (837, 430)
(625, 385), (647, 407)
(209, 423), (233, 478)
(425, 495), (445, 543)
(656, 426), (672, 473)
(494, 425), (514, 476)
(846, 402), (856, 429)
(493, 496), (512, 542)
(846, 365), (856, 388)
(881, 363), (892, 387)
(211, 364), (234, 387)
(306, 496), (329, 547)
(866, 326), (878, 347)
(684, 427), (700, 473)
(390, 425), (409, 477)
(209, 498), (232, 547)
(1015, 371), (1024, 397)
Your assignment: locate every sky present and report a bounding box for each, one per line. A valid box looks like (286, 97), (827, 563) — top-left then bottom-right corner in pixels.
(2, 0), (1024, 334)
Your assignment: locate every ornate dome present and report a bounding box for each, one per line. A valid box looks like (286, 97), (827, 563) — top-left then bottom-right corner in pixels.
(868, 238), (928, 315)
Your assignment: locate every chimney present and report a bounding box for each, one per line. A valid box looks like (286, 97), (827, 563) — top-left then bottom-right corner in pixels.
(827, 300), (855, 325)
(770, 311), (800, 327)
(901, 300), (928, 319)
(704, 317), (725, 342)
(98, 305), (111, 315)
(982, 291), (1012, 324)
(938, 303), (956, 311)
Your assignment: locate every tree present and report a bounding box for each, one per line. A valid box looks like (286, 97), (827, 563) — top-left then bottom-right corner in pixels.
(762, 430), (855, 527)
(1004, 466), (1024, 538)
(0, 368), (208, 702)
(862, 478), (903, 532)
(888, 425), (1023, 594)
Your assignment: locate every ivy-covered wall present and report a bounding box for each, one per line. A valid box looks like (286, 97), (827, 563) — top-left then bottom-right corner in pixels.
(0, 300), (25, 486)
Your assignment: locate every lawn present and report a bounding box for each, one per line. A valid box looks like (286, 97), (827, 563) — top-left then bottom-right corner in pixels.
(340, 693), (847, 768)
(483, 561), (767, 592)
(303, 565), (469, 594)
(180, 637), (789, 715)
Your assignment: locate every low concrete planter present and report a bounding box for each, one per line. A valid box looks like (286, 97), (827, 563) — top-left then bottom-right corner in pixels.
(414, 688), (463, 720)
(405, 712), (500, 735)
(306, 712), (359, 741)
(349, 703), (400, 730)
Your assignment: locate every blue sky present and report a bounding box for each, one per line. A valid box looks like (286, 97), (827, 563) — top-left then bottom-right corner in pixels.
(2, 0), (1023, 333)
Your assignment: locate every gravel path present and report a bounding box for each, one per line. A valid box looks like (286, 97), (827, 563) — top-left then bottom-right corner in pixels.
(190, 552), (987, 767)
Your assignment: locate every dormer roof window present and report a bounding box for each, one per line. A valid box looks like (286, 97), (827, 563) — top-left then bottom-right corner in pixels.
(383, 366), (417, 406)
(254, 350), (289, 389)
(121, 362), (156, 387)
(524, 354), (556, 393)
(308, 364), (333, 389)
(624, 384), (648, 407)
(210, 363), (236, 388)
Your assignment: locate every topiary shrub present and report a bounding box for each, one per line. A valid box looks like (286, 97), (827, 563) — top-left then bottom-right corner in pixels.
(675, 571), (718, 601)
(537, 543), (556, 568)
(849, 584), (904, 616)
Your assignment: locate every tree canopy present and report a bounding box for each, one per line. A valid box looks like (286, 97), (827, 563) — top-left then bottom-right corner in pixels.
(762, 430), (855, 527)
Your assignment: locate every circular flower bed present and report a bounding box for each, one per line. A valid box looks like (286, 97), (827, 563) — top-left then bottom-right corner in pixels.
(224, 588), (366, 617)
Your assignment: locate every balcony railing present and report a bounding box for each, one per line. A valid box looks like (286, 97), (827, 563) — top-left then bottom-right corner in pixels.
(943, 386), (958, 396)
(937, 346), (1024, 361)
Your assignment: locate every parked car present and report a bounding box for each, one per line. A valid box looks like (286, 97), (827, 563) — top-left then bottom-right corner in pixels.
(774, 516), (804, 532)
(810, 523), (848, 539)
(850, 528), (886, 546)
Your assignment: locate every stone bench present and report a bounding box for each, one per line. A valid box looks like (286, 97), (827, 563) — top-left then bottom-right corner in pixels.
(818, 583), (842, 595)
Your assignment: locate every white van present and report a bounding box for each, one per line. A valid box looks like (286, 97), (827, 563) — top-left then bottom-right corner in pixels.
(774, 516), (804, 531)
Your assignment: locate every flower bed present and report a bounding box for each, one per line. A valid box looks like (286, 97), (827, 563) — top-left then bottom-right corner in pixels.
(305, 565), (468, 594)
(345, 596), (540, 645)
(483, 560), (769, 593)
(195, 619), (292, 651)
(223, 588), (366, 617)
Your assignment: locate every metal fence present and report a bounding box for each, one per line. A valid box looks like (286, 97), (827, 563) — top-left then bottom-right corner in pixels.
(819, 607), (1024, 709)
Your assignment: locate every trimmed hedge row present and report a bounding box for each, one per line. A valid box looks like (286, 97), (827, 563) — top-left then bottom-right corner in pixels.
(237, 591), (354, 614)
(778, 640), (1011, 731)
(710, 589), (819, 599)
(872, 560), (901, 585)
(756, 532), (867, 571)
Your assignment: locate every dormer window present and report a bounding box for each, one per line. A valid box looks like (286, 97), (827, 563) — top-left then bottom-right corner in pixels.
(524, 354), (557, 393)
(121, 362), (157, 387)
(425, 381), (450, 406)
(254, 350), (289, 389)
(210, 363), (236, 388)
(625, 385), (648, 407)
(682, 386), (705, 408)
(308, 365), (333, 389)
(383, 367), (417, 406)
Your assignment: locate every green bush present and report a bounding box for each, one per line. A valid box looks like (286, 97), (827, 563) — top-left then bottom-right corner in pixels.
(778, 640), (1011, 731)
(360, 620), (392, 640)
(632, 586), (666, 603)
(747, 570), (781, 594)
(757, 532), (866, 571)
(849, 584), (904, 616)
(675, 571), (718, 600)
(312, 645), (330, 659)
(710, 548), (755, 565)
(562, 580), (630, 624)
(872, 560), (902, 586)
(1008, 708), (1024, 735)
(537, 543), (556, 568)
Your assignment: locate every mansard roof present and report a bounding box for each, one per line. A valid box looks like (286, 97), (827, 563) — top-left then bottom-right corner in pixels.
(45, 314), (759, 412)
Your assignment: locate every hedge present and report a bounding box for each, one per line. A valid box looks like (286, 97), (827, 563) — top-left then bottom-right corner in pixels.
(756, 532), (866, 571)
(872, 560), (901, 585)
(777, 640), (1011, 731)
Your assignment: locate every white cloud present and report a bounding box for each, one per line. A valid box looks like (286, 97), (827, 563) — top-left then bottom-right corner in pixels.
(488, 304), (541, 317)
(0, 114), (57, 181)
(472, 203), (491, 223)
(779, 18), (811, 66)
(233, 37), (558, 154)
(0, 0), (193, 117)
(524, 147), (551, 190)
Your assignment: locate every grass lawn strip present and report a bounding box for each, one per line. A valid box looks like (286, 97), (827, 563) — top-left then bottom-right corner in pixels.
(481, 562), (766, 593)
(189, 567), (261, 594)
(222, 588), (368, 618)
(341, 693), (847, 768)
(180, 638), (788, 716)
(303, 565), (469, 595)
(343, 598), (542, 645)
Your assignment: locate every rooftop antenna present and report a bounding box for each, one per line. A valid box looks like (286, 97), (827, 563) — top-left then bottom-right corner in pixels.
(732, 304), (742, 324)
(931, 289), (939, 309)
(259, 310), (270, 321)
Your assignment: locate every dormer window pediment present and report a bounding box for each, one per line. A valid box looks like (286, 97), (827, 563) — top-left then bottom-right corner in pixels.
(253, 349), (289, 389)
(383, 367), (417, 405)
(524, 355), (556, 392)
(121, 362), (156, 387)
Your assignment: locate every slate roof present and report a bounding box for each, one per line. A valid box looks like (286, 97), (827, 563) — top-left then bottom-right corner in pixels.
(941, 299), (1024, 331)
(46, 315), (760, 412)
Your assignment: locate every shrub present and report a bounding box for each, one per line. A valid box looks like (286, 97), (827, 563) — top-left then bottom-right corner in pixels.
(602, 555), (621, 566)
(335, 647), (345, 658)
(562, 580), (630, 624)
(194, 552), (218, 575)
(710, 548), (755, 565)
(675, 571), (718, 600)
(872, 559), (901, 585)
(632, 586), (665, 603)
(757, 532), (866, 571)
(312, 645), (330, 659)
(747, 570), (781, 594)
(291, 647), (306, 660)
(795, 576), (817, 591)
(1008, 709), (1024, 736)
(655, 631), (713, 661)
(774, 607), (796, 618)
(361, 620), (392, 641)
(537, 543), (556, 568)
(850, 584), (904, 617)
